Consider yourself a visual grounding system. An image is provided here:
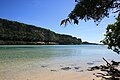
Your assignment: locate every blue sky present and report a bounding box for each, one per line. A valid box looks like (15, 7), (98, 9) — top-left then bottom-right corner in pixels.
(0, 0), (117, 43)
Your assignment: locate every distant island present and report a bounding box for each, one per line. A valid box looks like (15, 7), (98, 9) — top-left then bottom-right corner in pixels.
(0, 18), (82, 45)
(82, 41), (103, 45)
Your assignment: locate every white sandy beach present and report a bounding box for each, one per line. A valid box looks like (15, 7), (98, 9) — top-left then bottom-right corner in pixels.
(0, 58), (104, 80)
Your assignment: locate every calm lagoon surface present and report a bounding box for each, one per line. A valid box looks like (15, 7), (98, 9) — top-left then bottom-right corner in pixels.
(0, 45), (120, 80)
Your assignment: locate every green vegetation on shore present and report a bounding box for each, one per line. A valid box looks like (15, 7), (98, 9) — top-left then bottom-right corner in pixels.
(0, 18), (82, 45)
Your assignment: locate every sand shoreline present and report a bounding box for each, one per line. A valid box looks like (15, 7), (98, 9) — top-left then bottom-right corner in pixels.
(0, 59), (104, 80)
(1, 58), (120, 80)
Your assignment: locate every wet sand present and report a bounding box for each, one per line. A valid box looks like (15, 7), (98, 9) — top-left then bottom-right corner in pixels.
(0, 67), (100, 80)
(0, 59), (104, 80)
(10, 70), (100, 80)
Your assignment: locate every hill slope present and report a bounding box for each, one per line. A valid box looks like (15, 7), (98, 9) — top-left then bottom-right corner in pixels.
(0, 18), (82, 45)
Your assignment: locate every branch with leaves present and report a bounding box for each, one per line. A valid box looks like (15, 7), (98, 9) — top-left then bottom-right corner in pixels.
(61, 0), (120, 54)
(61, 0), (120, 26)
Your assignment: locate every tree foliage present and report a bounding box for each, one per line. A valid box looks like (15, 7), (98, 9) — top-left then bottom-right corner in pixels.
(61, 0), (120, 25)
(61, 0), (120, 53)
(101, 16), (120, 54)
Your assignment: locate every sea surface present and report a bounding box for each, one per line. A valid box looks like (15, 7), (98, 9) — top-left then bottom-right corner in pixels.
(0, 45), (120, 80)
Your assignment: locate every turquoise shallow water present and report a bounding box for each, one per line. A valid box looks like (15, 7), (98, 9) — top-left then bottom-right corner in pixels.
(0, 45), (119, 60)
(0, 45), (120, 71)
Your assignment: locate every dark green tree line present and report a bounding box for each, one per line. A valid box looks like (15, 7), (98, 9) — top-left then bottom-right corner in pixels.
(0, 18), (82, 45)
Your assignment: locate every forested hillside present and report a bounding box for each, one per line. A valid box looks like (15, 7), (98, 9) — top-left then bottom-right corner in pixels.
(0, 18), (82, 45)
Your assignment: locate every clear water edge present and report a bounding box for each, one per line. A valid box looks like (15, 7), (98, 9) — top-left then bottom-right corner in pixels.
(0, 45), (120, 72)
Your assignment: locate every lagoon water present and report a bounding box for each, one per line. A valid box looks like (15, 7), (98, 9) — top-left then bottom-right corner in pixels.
(0, 45), (120, 80)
